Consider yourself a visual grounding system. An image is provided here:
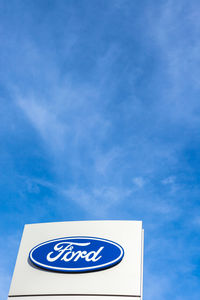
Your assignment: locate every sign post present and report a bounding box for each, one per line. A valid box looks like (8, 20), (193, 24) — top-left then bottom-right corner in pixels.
(8, 220), (144, 300)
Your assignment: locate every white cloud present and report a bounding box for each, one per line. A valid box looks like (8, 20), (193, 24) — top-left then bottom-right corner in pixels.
(144, 269), (171, 300)
(147, 0), (200, 127)
(94, 147), (121, 175)
(133, 176), (145, 188)
(17, 97), (67, 152)
(161, 176), (180, 194)
(161, 175), (176, 185)
(16, 81), (111, 174)
(62, 185), (132, 217)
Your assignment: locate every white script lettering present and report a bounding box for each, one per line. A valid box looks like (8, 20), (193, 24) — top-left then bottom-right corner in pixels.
(46, 242), (104, 263)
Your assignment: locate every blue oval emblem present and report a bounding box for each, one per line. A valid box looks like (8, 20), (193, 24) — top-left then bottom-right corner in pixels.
(29, 236), (124, 272)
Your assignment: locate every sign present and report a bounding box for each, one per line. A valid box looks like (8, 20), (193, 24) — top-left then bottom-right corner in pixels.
(8, 221), (143, 299)
(29, 236), (124, 273)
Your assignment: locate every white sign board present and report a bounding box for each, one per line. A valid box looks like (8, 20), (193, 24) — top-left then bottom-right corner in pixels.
(8, 220), (144, 300)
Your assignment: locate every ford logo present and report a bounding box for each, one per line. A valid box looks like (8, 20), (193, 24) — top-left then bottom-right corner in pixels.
(29, 236), (124, 272)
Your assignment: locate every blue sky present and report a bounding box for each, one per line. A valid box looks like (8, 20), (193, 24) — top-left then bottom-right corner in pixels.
(0, 0), (200, 299)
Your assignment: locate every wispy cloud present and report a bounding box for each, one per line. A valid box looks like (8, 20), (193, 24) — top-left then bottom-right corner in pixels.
(63, 185), (132, 218)
(147, 0), (200, 127)
(161, 176), (176, 185)
(133, 177), (145, 188)
(18, 97), (68, 152)
(1, 1), (200, 299)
